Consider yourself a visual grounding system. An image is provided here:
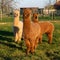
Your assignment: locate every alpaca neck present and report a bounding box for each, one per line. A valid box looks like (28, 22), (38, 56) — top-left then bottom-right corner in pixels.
(14, 17), (19, 26)
(23, 18), (31, 30)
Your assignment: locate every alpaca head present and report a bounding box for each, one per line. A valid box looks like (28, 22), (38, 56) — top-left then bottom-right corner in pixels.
(23, 8), (32, 19)
(13, 9), (20, 17)
(33, 13), (38, 21)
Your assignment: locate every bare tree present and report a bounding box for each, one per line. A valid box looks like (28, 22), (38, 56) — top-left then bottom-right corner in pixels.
(0, 0), (19, 20)
(0, 0), (12, 13)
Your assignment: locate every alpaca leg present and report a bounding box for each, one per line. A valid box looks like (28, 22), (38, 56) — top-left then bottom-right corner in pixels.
(30, 41), (35, 54)
(17, 32), (21, 43)
(25, 39), (30, 55)
(34, 37), (39, 49)
(15, 33), (18, 42)
(18, 30), (23, 43)
(48, 33), (53, 44)
(13, 27), (19, 43)
(30, 45), (35, 54)
(39, 35), (42, 43)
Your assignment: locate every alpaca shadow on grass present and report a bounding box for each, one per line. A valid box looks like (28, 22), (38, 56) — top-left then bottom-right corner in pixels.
(0, 36), (13, 42)
(0, 30), (14, 42)
(0, 30), (25, 51)
(0, 39), (25, 52)
(0, 30), (13, 36)
(0, 41), (23, 50)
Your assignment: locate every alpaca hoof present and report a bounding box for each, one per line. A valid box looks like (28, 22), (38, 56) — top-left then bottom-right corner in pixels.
(15, 40), (20, 44)
(15, 40), (17, 43)
(30, 50), (35, 55)
(26, 52), (29, 56)
(30, 51), (35, 55)
(17, 41), (20, 44)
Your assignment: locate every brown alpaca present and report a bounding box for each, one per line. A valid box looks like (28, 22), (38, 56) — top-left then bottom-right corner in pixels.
(23, 8), (41, 55)
(32, 13), (54, 44)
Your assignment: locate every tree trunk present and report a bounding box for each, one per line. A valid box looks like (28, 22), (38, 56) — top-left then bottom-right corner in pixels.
(1, 9), (2, 20)
(1, 0), (4, 13)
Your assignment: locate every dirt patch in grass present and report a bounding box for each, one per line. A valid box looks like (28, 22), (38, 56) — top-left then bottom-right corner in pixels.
(0, 22), (12, 25)
(0, 23), (7, 25)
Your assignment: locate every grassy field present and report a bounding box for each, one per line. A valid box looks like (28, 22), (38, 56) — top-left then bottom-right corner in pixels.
(0, 15), (60, 22)
(0, 17), (60, 60)
(39, 15), (60, 21)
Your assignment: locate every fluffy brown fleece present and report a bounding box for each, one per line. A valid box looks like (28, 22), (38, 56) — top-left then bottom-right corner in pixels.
(32, 13), (54, 44)
(23, 8), (41, 55)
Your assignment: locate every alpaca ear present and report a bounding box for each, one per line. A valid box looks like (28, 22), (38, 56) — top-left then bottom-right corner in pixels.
(29, 8), (31, 10)
(23, 8), (27, 11)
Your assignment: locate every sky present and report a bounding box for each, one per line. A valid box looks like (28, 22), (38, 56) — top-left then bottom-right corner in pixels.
(11, 0), (56, 9)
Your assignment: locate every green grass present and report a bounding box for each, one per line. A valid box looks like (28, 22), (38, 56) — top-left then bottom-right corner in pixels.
(0, 15), (60, 23)
(0, 16), (22, 23)
(0, 17), (60, 60)
(39, 15), (60, 21)
(0, 17), (13, 22)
